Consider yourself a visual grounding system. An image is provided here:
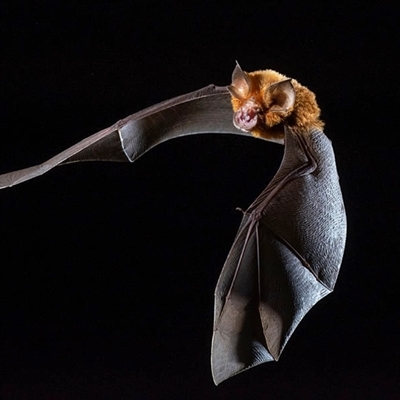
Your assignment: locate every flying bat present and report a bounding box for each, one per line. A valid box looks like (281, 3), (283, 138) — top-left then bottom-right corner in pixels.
(0, 63), (347, 385)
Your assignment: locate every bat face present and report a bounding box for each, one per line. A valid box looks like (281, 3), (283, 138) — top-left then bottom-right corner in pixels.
(228, 63), (324, 143)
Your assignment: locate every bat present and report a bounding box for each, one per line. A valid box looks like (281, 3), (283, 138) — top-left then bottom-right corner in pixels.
(0, 63), (346, 385)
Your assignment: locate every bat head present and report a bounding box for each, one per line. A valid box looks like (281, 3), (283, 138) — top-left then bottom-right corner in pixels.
(228, 63), (324, 143)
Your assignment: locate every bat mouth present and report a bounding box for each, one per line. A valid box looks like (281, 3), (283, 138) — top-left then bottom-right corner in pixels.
(233, 99), (262, 132)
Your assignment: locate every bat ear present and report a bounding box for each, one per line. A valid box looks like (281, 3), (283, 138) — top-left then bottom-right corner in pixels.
(268, 79), (296, 112)
(227, 61), (252, 99)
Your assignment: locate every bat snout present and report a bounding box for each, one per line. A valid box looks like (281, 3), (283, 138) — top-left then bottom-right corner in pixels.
(233, 99), (263, 132)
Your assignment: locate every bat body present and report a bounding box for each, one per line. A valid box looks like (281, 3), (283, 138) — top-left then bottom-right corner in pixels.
(0, 64), (346, 385)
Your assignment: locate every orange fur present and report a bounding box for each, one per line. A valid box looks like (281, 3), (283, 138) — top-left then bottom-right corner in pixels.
(231, 69), (324, 141)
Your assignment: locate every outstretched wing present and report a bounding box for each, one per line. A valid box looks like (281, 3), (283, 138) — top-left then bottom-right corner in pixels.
(212, 126), (346, 385)
(0, 85), (250, 189)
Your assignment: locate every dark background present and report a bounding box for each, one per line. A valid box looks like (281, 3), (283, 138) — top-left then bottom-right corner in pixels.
(1, 2), (399, 399)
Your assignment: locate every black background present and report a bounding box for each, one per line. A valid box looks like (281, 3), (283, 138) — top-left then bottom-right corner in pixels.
(1, 2), (399, 399)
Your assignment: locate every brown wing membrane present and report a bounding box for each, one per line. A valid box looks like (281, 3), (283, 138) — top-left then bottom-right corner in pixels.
(0, 85), (248, 189)
(211, 126), (346, 385)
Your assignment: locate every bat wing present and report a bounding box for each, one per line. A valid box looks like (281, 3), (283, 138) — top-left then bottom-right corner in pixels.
(211, 126), (346, 385)
(0, 85), (250, 189)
